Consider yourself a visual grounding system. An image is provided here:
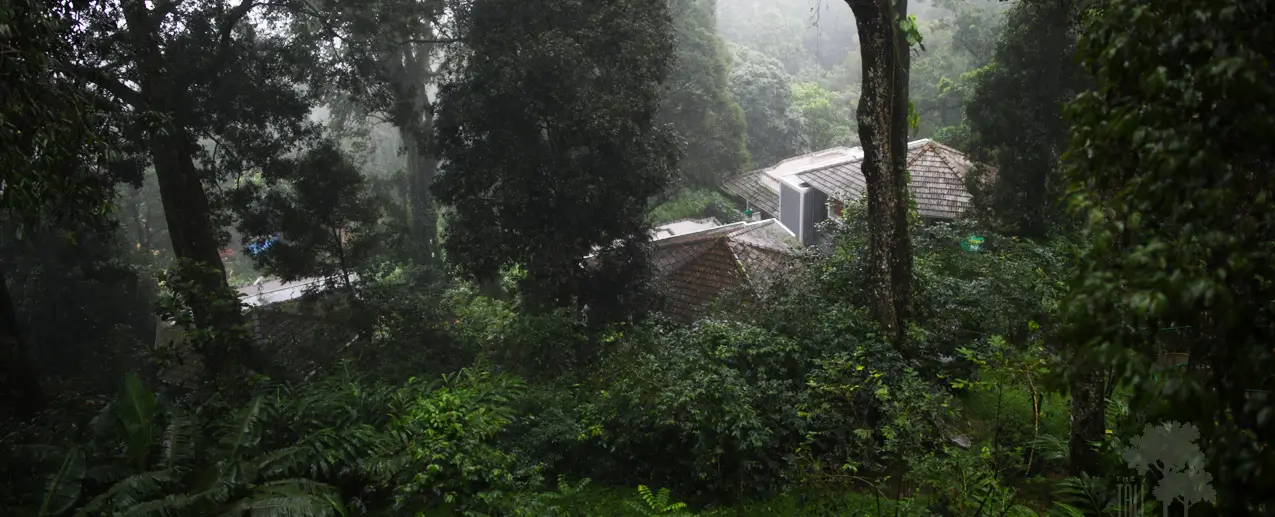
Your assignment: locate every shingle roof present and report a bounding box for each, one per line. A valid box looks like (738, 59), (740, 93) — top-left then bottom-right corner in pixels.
(651, 219), (798, 322)
(796, 139), (974, 219)
(906, 141), (975, 219)
(722, 170), (779, 215)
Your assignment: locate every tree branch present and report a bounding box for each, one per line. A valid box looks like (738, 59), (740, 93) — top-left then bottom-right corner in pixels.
(212, 0), (260, 72)
(399, 37), (460, 45)
(68, 64), (144, 108)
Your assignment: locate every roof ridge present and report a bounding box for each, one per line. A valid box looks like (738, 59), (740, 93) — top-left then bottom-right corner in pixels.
(724, 240), (751, 290)
(726, 219), (775, 238)
(653, 221), (745, 246)
(925, 141), (965, 179)
(906, 141), (933, 168)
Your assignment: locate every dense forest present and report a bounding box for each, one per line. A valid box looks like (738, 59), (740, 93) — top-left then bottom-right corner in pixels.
(1, 0), (1271, 515)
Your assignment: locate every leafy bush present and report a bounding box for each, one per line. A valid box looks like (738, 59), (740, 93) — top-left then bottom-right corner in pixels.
(649, 189), (747, 226)
(381, 367), (533, 515)
(444, 283), (592, 381)
(7, 373), (366, 517)
(584, 320), (809, 502)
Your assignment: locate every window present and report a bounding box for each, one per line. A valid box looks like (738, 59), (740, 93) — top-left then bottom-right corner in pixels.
(829, 199), (845, 218)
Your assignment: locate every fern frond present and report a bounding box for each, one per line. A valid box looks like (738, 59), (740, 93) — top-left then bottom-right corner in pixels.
(1052, 474), (1111, 515)
(220, 397), (267, 461)
(73, 467), (183, 517)
(225, 480), (345, 517)
(1049, 502), (1086, 517)
(224, 494), (342, 517)
(161, 412), (200, 470)
(119, 493), (198, 517)
(253, 446), (315, 480)
(185, 468), (241, 510)
(38, 447), (85, 517)
(1028, 434), (1069, 463)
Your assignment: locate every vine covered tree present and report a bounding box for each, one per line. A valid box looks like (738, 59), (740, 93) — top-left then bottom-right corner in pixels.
(432, 0), (679, 322)
(842, 0), (915, 344)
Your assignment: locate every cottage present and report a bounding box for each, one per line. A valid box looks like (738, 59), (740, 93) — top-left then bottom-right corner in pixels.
(647, 140), (978, 322)
(649, 218), (799, 322)
(722, 139), (975, 245)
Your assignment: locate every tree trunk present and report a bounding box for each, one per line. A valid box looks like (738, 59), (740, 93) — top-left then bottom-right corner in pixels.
(1068, 367), (1106, 475)
(401, 122), (438, 265)
(149, 133), (229, 286)
(847, 0), (913, 345)
(392, 41), (439, 267)
(0, 268), (46, 420)
(148, 130), (266, 377)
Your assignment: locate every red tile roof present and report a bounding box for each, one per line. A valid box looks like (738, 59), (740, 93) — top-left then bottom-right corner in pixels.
(651, 219), (798, 322)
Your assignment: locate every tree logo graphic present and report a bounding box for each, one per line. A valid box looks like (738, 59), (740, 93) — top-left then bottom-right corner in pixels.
(1121, 421), (1216, 516)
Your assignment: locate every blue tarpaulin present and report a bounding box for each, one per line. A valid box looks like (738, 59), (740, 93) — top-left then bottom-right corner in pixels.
(247, 236), (279, 256)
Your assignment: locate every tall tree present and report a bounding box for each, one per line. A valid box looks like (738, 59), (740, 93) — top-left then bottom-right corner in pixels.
(792, 81), (858, 150)
(728, 45), (809, 169)
(0, 0), (127, 418)
(235, 143), (382, 289)
(963, 0), (1088, 239)
(67, 0), (320, 336)
(843, 0), (915, 344)
(302, 0), (460, 266)
(1062, 0), (1275, 502)
(659, 0), (749, 190)
(432, 0), (678, 322)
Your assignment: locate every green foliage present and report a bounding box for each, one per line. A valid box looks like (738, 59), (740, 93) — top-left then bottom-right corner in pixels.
(952, 336), (1068, 475)
(906, 445), (1039, 516)
(233, 142), (383, 287)
(1061, 0), (1275, 511)
(626, 485), (691, 516)
(907, 9), (1001, 144)
(648, 190), (747, 226)
(386, 368), (530, 515)
(10, 375), (357, 517)
(432, 0), (677, 322)
(790, 83), (857, 151)
(153, 259), (262, 382)
(963, 0), (1090, 238)
(0, 0), (121, 234)
(727, 45), (810, 169)
(661, 0), (750, 189)
(587, 321), (808, 500)
(897, 14), (925, 52)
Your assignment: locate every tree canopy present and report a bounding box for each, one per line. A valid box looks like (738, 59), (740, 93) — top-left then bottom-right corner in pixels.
(431, 0), (679, 319)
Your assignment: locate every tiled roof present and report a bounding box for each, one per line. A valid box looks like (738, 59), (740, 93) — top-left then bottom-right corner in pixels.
(907, 141), (975, 220)
(796, 139), (974, 219)
(722, 170), (779, 215)
(651, 219), (798, 322)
